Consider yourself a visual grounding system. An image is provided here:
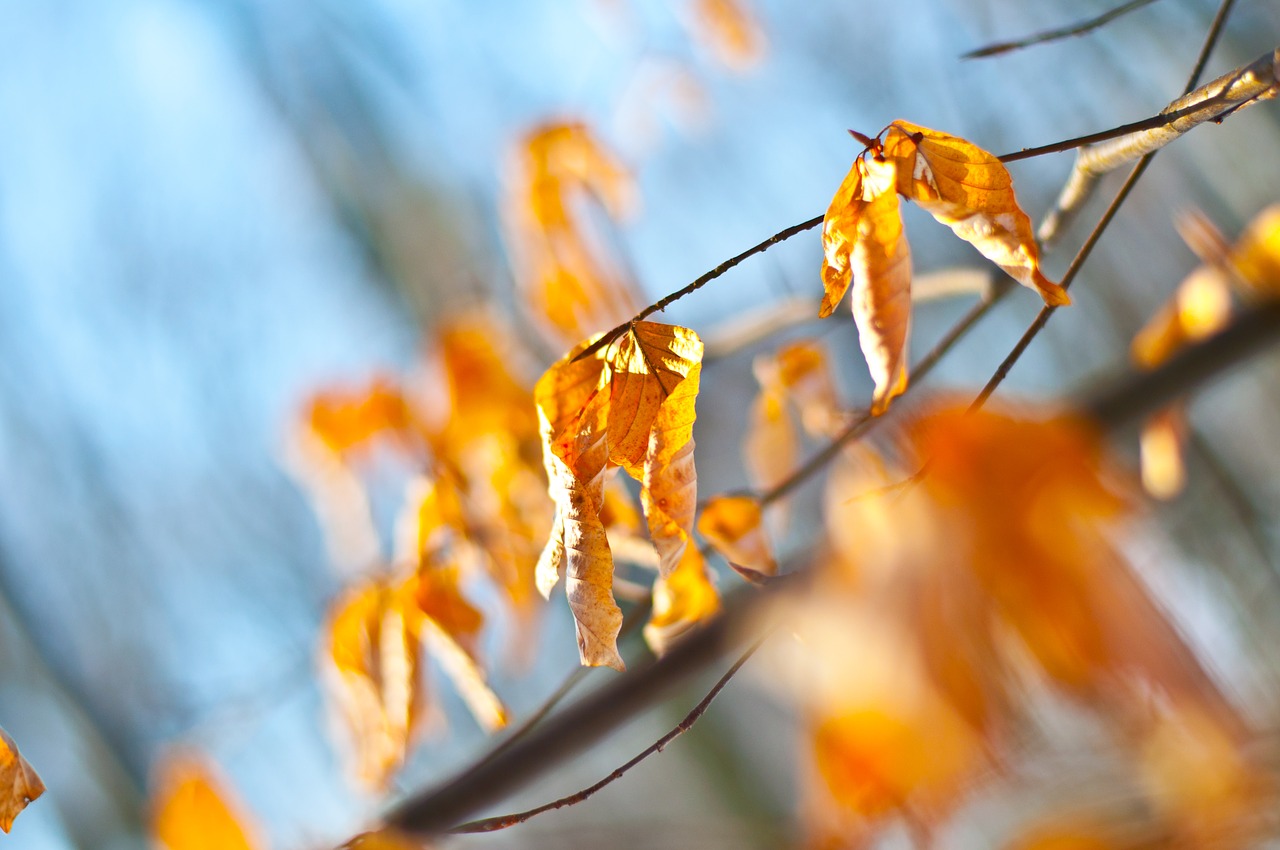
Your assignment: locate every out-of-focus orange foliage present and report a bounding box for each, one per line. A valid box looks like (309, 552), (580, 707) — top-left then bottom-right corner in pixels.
(0, 728), (42, 834)
(686, 0), (766, 71)
(820, 121), (1064, 414)
(1130, 269), (1232, 498)
(305, 378), (422, 459)
(787, 398), (1256, 847)
(325, 578), (427, 791)
(697, 494), (776, 575)
(536, 322), (718, 668)
(150, 753), (261, 850)
(324, 570), (506, 790)
(742, 339), (842, 526)
(504, 122), (641, 347)
(343, 829), (428, 850)
(293, 310), (551, 784)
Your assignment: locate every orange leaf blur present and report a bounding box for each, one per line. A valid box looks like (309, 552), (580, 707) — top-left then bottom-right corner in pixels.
(504, 122), (640, 347)
(697, 494), (776, 575)
(325, 578), (426, 789)
(687, 0), (766, 71)
(0, 728), (42, 834)
(150, 753), (261, 850)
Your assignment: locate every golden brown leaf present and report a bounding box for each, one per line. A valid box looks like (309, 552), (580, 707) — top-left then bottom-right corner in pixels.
(882, 121), (1069, 307)
(761, 339), (842, 437)
(0, 728), (42, 834)
(820, 155), (911, 414)
(606, 323), (704, 470)
(325, 578), (426, 789)
(743, 386), (799, 497)
(150, 753), (261, 850)
(535, 322), (713, 664)
(535, 337), (623, 669)
(697, 494), (776, 575)
(343, 829), (428, 850)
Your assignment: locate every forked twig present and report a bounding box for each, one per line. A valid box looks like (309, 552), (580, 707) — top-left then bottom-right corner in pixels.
(1040, 41), (1274, 244)
(981, 0), (1239, 401)
(449, 637), (767, 834)
(962, 0), (1162, 60)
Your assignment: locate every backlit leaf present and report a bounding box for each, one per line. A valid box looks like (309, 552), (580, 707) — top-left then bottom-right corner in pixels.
(0, 728), (42, 834)
(535, 336), (623, 669)
(820, 155), (911, 414)
(150, 753), (260, 850)
(882, 121), (1069, 307)
(535, 322), (714, 665)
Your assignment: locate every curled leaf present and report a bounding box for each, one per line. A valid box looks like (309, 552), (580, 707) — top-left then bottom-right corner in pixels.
(820, 154), (912, 414)
(535, 322), (715, 665)
(883, 121), (1068, 307)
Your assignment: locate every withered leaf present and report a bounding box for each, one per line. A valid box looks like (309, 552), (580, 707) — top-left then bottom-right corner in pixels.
(882, 121), (1069, 307)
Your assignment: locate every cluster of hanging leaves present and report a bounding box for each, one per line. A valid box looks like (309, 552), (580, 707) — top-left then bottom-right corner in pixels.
(535, 321), (719, 668)
(503, 122), (641, 349)
(289, 310), (559, 789)
(1131, 205), (1280, 498)
(779, 399), (1272, 848)
(0, 727), (42, 833)
(819, 122), (1069, 413)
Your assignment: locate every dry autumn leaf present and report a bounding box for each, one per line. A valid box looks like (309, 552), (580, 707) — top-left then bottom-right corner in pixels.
(150, 753), (261, 850)
(536, 322), (717, 667)
(882, 121), (1069, 307)
(820, 154), (911, 414)
(0, 727), (42, 834)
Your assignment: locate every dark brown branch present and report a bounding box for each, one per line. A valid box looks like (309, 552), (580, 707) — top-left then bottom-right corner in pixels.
(449, 637), (766, 834)
(962, 0), (1162, 59)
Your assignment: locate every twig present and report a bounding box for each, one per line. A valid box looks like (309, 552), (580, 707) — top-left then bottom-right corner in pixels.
(572, 105), (1233, 365)
(1039, 33), (1268, 244)
(449, 637), (766, 834)
(962, 0), (1162, 60)
(977, 0), (1238, 404)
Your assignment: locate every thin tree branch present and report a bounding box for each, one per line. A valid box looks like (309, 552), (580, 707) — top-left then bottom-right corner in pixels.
(572, 102), (1236, 365)
(962, 0), (1162, 60)
(448, 636), (766, 834)
(1039, 28), (1266, 244)
(978, 0), (1238, 403)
